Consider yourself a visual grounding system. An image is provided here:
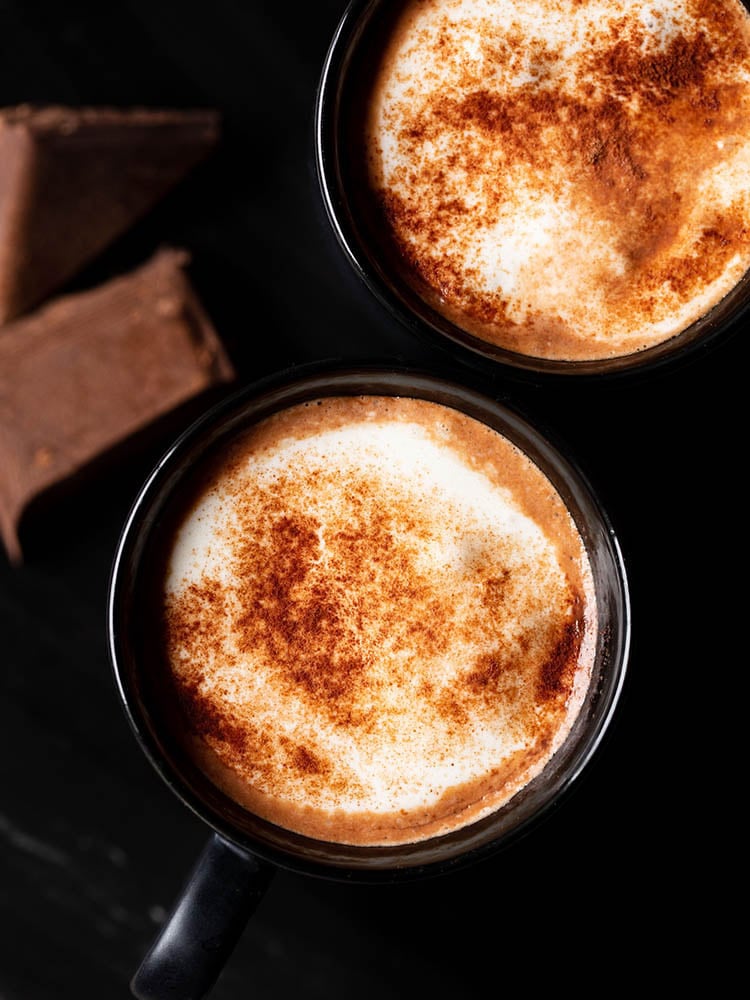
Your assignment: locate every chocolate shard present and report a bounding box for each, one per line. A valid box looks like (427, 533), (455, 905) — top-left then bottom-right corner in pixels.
(0, 104), (221, 323)
(0, 246), (236, 565)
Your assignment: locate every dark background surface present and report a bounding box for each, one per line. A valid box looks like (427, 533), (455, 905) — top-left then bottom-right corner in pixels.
(0, 1), (742, 997)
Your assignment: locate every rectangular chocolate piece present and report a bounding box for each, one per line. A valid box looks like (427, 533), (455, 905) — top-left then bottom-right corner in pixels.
(0, 104), (220, 323)
(0, 246), (236, 564)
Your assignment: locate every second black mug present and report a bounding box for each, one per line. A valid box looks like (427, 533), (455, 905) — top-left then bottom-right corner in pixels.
(107, 362), (630, 1000)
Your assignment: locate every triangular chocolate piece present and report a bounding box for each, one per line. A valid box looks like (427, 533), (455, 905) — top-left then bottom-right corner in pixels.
(0, 246), (236, 565)
(0, 104), (220, 323)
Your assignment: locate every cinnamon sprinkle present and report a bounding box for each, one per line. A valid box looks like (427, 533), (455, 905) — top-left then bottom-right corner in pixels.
(158, 396), (597, 846)
(354, 0), (750, 361)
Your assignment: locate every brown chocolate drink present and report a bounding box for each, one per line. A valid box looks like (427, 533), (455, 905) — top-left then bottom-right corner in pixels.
(341, 0), (750, 364)
(148, 391), (598, 847)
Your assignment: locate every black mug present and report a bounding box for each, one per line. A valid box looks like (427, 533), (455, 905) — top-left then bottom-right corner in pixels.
(314, 0), (750, 381)
(107, 362), (630, 999)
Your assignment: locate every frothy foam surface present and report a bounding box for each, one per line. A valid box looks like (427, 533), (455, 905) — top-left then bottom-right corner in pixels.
(160, 396), (597, 845)
(356, 0), (750, 361)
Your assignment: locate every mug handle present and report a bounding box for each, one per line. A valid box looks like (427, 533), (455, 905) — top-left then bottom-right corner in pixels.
(130, 832), (276, 1000)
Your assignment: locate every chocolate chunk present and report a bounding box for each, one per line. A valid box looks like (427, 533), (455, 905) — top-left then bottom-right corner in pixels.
(0, 247), (236, 564)
(0, 104), (220, 323)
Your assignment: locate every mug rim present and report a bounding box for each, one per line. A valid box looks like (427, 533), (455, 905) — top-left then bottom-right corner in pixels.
(107, 360), (631, 883)
(314, 0), (750, 382)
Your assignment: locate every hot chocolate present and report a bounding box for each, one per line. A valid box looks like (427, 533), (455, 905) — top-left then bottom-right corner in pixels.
(152, 393), (597, 847)
(342, 0), (750, 363)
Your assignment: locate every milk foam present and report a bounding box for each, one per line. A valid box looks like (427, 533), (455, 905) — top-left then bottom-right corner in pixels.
(161, 397), (597, 844)
(167, 421), (573, 816)
(362, 0), (750, 360)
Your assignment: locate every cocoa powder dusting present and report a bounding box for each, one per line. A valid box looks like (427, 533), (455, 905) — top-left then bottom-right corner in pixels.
(159, 396), (596, 844)
(537, 617), (584, 702)
(357, 0), (750, 360)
